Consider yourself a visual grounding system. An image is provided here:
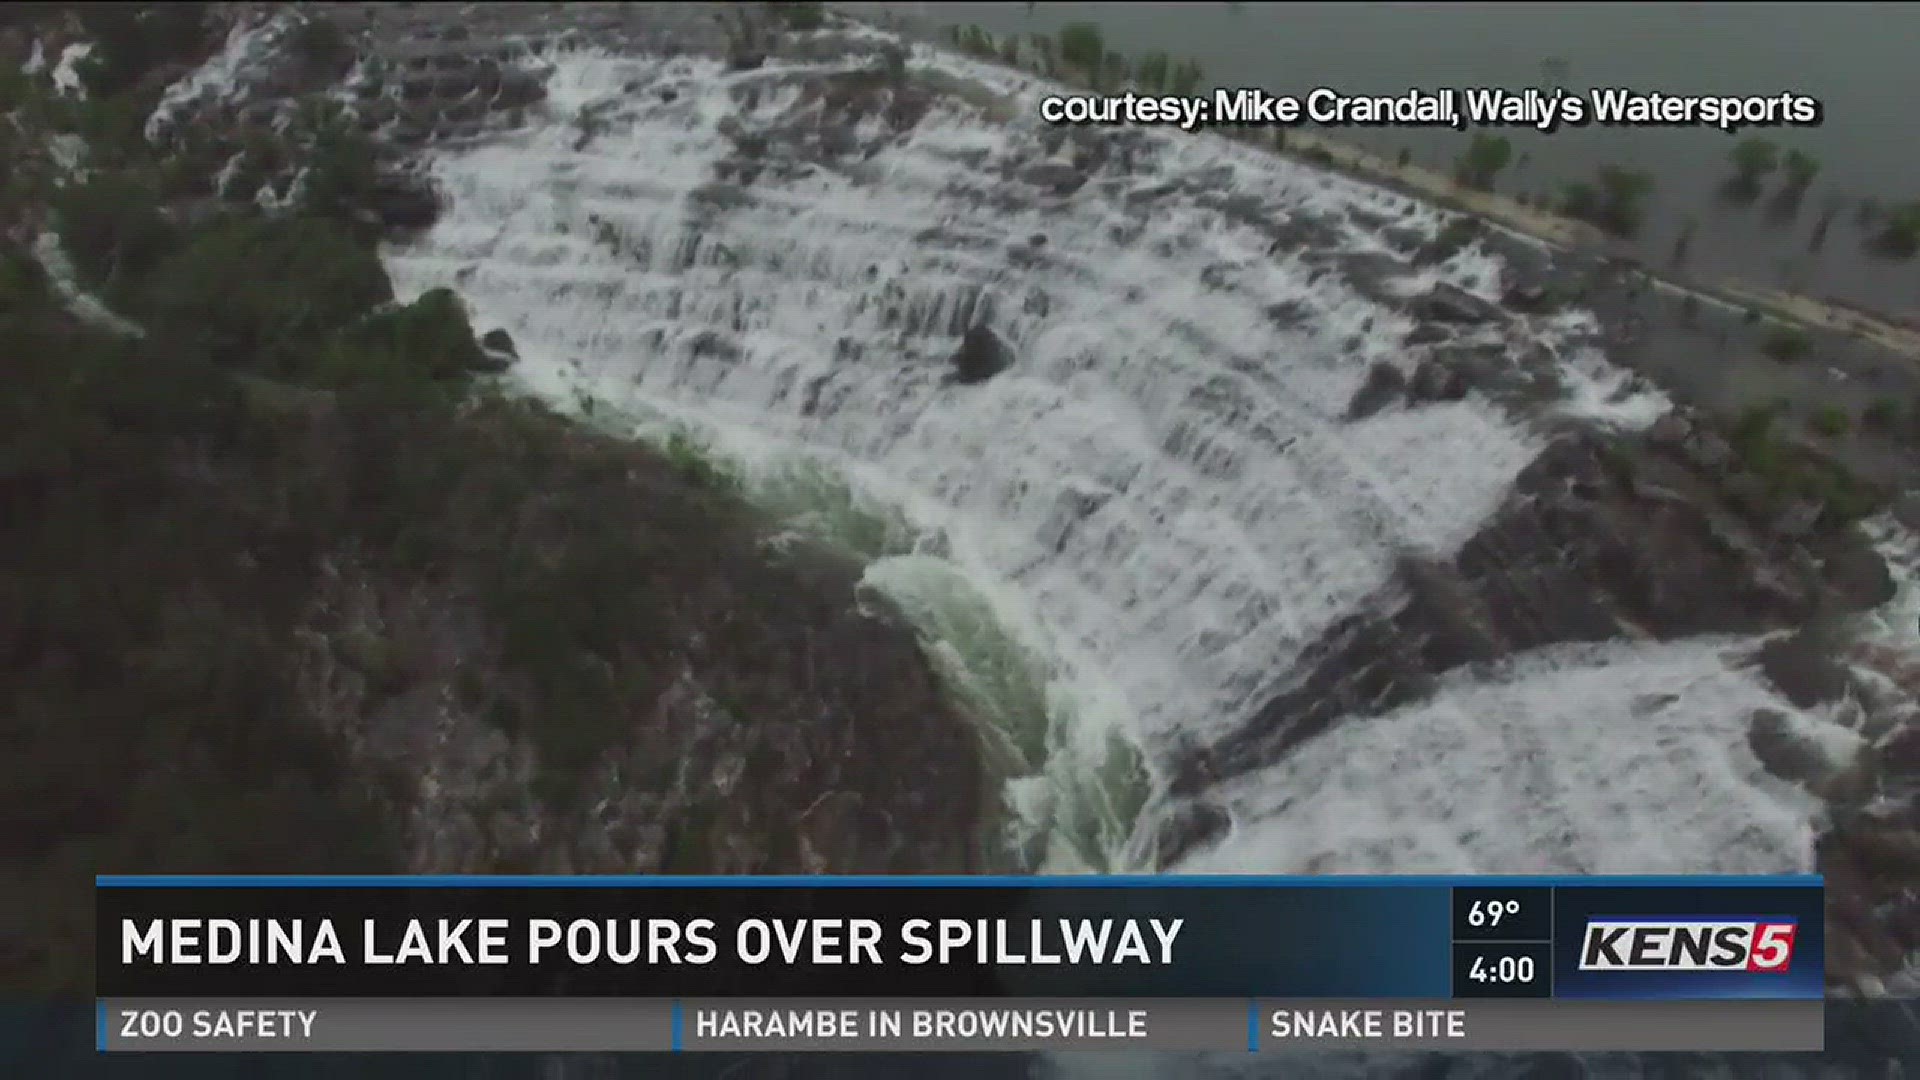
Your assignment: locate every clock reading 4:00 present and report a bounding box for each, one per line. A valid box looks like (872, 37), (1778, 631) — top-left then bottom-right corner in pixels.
(1469, 953), (1536, 984)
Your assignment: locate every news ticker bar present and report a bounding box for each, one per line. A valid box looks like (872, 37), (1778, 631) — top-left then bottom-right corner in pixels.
(96, 875), (1826, 1000)
(97, 997), (1824, 1053)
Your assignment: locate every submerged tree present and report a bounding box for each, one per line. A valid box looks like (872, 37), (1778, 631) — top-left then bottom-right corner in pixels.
(1136, 50), (1170, 92)
(1872, 202), (1920, 259)
(1453, 133), (1512, 191)
(1562, 165), (1654, 238)
(1670, 217), (1698, 267)
(1057, 21), (1105, 73)
(1730, 138), (1781, 185)
(1781, 149), (1821, 199)
(1167, 57), (1206, 95)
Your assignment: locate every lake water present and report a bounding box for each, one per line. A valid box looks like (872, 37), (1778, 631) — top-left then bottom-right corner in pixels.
(872, 1), (1920, 319)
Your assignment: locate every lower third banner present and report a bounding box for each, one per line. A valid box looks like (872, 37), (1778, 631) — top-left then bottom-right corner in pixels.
(94, 874), (1825, 1053)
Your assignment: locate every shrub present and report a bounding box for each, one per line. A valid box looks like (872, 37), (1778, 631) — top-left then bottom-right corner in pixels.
(765, 2), (825, 31)
(52, 172), (178, 290)
(1810, 404), (1851, 438)
(314, 287), (491, 394)
(1863, 398), (1901, 429)
(75, 4), (210, 98)
(136, 215), (393, 378)
(1761, 326), (1812, 363)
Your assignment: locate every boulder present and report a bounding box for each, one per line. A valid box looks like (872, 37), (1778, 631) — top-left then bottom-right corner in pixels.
(1408, 357), (1467, 402)
(1408, 282), (1505, 325)
(1345, 361), (1406, 421)
(1756, 632), (1851, 708)
(480, 328), (517, 357)
(1748, 708), (1858, 790)
(1146, 800), (1230, 868)
(948, 324), (1013, 385)
(1770, 498), (1824, 539)
(1682, 430), (1736, 473)
(1647, 412), (1692, 447)
(1501, 282), (1558, 313)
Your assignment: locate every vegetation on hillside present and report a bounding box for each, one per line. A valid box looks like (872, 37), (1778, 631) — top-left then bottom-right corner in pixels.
(5, 5), (976, 994)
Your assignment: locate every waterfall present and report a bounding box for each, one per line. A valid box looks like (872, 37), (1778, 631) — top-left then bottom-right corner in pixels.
(379, 43), (1822, 879)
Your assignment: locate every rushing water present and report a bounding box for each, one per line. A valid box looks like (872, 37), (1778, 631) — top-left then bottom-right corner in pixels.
(376, 37), (1851, 884)
(876, 1), (1920, 319)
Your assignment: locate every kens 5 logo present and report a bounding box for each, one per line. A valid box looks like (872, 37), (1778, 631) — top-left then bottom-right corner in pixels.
(1578, 919), (1797, 973)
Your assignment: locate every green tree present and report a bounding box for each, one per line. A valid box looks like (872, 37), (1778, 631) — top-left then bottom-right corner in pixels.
(135, 216), (393, 378)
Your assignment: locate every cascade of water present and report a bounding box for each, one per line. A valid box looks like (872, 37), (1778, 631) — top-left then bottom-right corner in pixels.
(380, 44), (1824, 876)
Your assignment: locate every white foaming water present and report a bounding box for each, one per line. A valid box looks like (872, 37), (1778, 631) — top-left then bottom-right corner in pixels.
(144, 11), (299, 143)
(378, 41), (1822, 874)
(1180, 637), (1821, 875)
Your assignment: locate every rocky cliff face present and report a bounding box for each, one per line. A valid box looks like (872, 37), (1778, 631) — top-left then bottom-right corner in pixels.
(286, 399), (986, 876)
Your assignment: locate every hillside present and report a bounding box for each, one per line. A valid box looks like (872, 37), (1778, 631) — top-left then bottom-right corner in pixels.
(0, 4), (984, 997)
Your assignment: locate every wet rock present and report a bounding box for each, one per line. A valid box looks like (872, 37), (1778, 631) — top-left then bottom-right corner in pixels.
(1893, 493), (1920, 533)
(1181, 430), (1864, 791)
(1147, 800), (1230, 866)
(1501, 282), (1559, 314)
(1756, 631), (1852, 708)
(1264, 299), (1312, 329)
(1770, 498), (1824, 539)
(1408, 357), (1467, 402)
(948, 325), (1013, 385)
(1748, 708), (1854, 790)
(1814, 536), (1897, 611)
(1722, 470), (1768, 511)
(1629, 479), (1690, 506)
(480, 329), (517, 357)
(1880, 726), (1920, 778)
(1682, 430), (1736, 474)
(1402, 323), (1451, 346)
(1019, 160), (1087, 196)
(366, 172), (443, 233)
(1408, 282), (1505, 325)
(1345, 361), (1406, 421)
(1647, 412), (1692, 447)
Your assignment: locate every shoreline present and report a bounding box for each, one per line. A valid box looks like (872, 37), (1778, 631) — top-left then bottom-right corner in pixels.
(1269, 127), (1920, 363)
(861, 7), (1920, 367)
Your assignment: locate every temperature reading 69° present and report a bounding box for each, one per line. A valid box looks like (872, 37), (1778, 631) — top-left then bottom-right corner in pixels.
(1452, 886), (1552, 941)
(1468, 899), (1521, 929)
